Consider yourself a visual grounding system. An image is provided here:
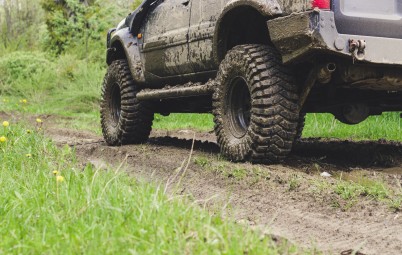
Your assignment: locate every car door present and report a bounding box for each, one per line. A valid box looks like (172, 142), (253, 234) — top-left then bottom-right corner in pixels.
(188, 0), (226, 73)
(142, 0), (192, 79)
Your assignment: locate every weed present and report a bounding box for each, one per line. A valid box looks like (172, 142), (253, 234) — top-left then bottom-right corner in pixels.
(310, 180), (331, 194)
(389, 197), (402, 212)
(335, 177), (390, 200)
(249, 167), (271, 185)
(229, 167), (247, 180)
(194, 156), (210, 168)
(335, 181), (363, 200)
(288, 174), (301, 191)
(330, 198), (341, 209)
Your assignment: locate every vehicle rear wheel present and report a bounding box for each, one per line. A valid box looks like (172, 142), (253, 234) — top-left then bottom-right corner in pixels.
(213, 44), (300, 163)
(295, 113), (306, 140)
(100, 60), (153, 145)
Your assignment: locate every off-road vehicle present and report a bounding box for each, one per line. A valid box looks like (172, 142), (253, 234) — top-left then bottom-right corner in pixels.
(101, 0), (402, 163)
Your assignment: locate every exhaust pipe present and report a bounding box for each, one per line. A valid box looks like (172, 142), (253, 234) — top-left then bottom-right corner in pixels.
(317, 63), (337, 84)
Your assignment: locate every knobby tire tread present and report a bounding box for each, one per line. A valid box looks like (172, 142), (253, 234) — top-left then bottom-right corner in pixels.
(100, 60), (153, 146)
(213, 44), (300, 163)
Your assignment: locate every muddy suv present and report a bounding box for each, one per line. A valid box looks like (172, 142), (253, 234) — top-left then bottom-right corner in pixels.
(101, 0), (402, 164)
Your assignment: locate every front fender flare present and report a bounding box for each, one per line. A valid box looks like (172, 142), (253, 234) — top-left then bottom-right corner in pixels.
(107, 28), (145, 84)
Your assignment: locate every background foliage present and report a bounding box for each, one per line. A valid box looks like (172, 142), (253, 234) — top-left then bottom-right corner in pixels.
(0, 0), (141, 57)
(0, 0), (143, 133)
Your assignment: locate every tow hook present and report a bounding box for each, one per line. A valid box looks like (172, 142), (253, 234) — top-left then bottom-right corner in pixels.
(349, 39), (366, 62)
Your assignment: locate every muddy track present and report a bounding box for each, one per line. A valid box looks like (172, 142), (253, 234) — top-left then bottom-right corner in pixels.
(1, 111), (401, 254)
(42, 127), (401, 255)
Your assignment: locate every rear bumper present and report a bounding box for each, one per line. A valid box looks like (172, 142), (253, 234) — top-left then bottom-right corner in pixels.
(268, 10), (402, 66)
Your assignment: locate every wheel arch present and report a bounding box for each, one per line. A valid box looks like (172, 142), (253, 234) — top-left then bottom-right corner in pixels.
(107, 40), (126, 65)
(106, 28), (146, 84)
(213, 0), (283, 63)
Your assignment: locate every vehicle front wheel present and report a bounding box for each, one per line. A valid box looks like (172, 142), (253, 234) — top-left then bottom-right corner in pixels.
(100, 60), (153, 146)
(213, 45), (300, 163)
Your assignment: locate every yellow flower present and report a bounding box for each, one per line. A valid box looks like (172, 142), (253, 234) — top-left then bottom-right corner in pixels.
(26, 154), (32, 158)
(21, 99), (27, 104)
(56, 176), (65, 183)
(53, 170), (59, 175)
(26, 130), (32, 134)
(2, 121), (9, 127)
(0, 136), (7, 143)
(36, 118), (42, 124)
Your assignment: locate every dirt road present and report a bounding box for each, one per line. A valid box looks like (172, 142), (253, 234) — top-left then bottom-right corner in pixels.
(2, 112), (401, 254)
(44, 126), (402, 255)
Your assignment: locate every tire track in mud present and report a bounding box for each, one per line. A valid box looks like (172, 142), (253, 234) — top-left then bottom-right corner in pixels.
(43, 126), (402, 255)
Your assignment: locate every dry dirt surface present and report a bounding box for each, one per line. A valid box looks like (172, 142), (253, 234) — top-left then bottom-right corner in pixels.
(2, 112), (401, 255)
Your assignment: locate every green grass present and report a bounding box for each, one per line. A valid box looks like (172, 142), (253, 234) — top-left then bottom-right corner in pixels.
(303, 113), (402, 141)
(193, 156), (272, 184)
(0, 52), (103, 133)
(153, 114), (214, 132)
(335, 180), (389, 200)
(311, 174), (402, 211)
(0, 119), (311, 254)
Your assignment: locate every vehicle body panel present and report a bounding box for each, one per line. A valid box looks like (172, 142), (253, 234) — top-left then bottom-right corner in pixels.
(107, 0), (402, 92)
(108, 28), (145, 83)
(188, 0), (224, 73)
(333, 0), (402, 39)
(268, 10), (402, 67)
(142, 0), (192, 78)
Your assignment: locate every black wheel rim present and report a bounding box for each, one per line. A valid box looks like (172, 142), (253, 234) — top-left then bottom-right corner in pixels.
(110, 83), (121, 126)
(227, 77), (251, 138)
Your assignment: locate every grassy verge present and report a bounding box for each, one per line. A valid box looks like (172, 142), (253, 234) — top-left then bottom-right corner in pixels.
(0, 52), (102, 133)
(0, 118), (312, 254)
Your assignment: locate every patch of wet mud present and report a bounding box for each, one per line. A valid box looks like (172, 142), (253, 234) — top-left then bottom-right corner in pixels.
(292, 138), (402, 169)
(153, 129), (402, 171)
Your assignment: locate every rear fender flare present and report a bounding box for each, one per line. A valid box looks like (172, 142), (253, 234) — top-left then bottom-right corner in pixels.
(213, 0), (283, 62)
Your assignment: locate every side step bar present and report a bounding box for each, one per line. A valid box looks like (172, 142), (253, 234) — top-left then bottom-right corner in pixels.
(137, 82), (214, 101)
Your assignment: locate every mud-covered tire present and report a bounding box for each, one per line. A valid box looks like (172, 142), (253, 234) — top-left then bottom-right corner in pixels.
(213, 44), (300, 163)
(100, 60), (153, 145)
(295, 113), (306, 140)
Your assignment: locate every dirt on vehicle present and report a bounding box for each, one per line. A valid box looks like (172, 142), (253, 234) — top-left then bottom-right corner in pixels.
(103, 0), (402, 166)
(0, 112), (393, 255)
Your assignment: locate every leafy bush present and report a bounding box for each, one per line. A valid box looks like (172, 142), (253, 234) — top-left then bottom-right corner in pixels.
(40, 0), (134, 60)
(0, 51), (56, 96)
